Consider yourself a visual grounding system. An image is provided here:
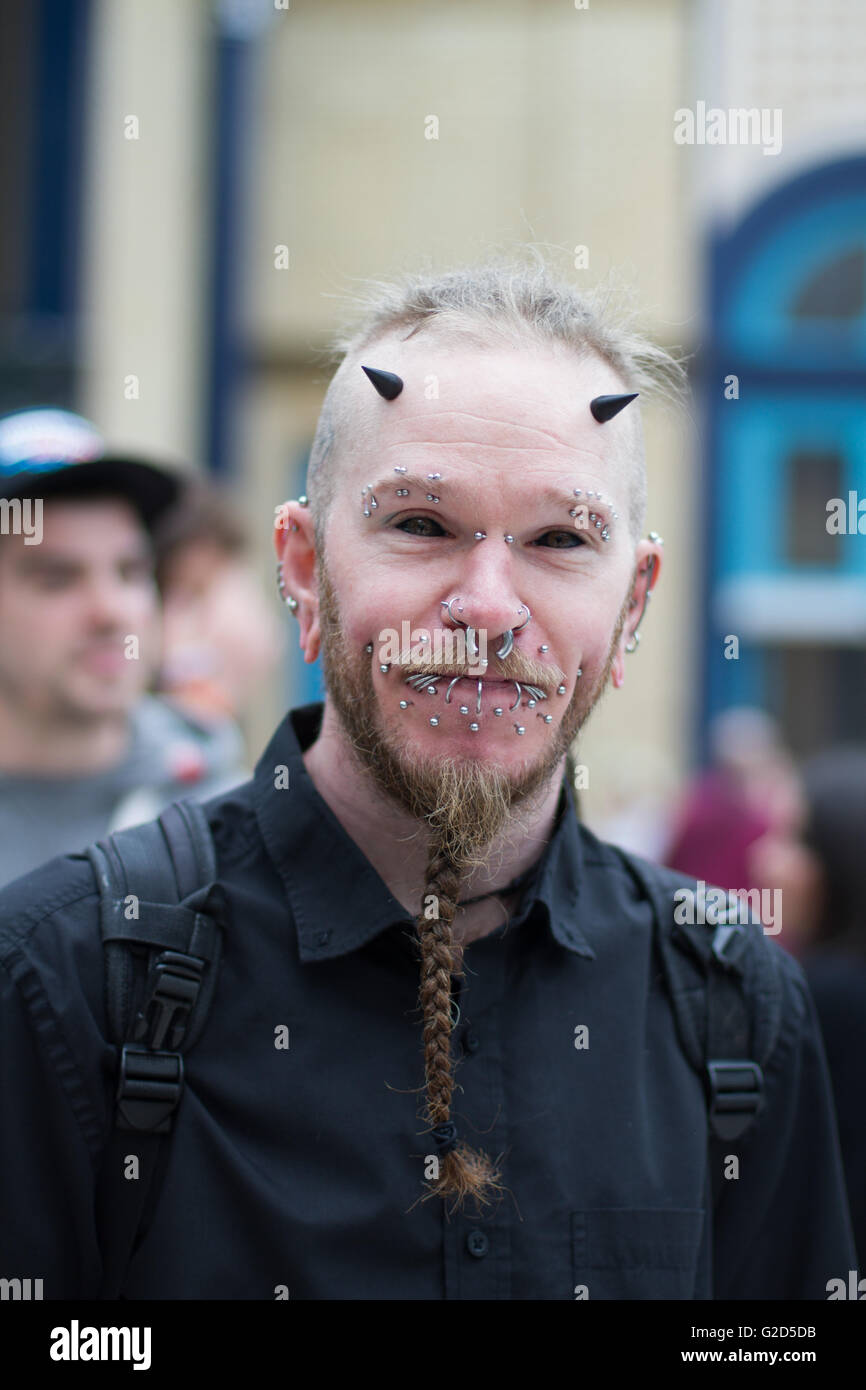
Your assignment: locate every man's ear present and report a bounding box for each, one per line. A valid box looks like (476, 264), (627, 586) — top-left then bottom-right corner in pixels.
(273, 501), (320, 665)
(611, 537), (663, 689)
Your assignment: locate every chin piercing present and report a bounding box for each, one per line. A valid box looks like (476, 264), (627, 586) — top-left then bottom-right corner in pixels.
(396, 488), (409, 496)
(429, 717), (439, 726)
(459, 705), (469, 715)
(426, 494), (439, 503)
(469, 722), (479, 732)
(494, 707), (503, 716)
(540, 713), (553, 723)
(514, 725), (525, 736)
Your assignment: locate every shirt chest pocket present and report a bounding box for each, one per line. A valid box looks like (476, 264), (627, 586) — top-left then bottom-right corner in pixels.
(572, 1208), (705, 1300)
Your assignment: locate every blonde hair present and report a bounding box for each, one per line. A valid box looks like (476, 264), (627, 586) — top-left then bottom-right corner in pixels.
(306, 253), (688, 548)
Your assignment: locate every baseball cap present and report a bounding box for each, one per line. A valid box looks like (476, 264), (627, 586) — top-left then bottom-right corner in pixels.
(0, 408), (182, 530)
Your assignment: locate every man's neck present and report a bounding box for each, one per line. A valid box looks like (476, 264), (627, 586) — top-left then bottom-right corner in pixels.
(0, 703), (131, 775)
(301, 701), (564, 947)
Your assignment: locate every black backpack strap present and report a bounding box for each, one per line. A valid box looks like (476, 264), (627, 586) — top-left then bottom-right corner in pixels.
(611, 849), (784, 1206)
(88, 799), (222, 1298)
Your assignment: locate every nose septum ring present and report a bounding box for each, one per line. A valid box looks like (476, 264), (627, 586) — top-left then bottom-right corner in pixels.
(442, 597), (531, 661)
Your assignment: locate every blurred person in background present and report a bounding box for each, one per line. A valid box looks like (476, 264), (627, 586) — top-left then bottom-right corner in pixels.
(153, 481), (282, 726)
(752, 746), (866, 1263)
(0, 408), (247, 885)
(663, 706), (804, 891)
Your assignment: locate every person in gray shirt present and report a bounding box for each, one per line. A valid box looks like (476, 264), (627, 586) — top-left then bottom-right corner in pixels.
(0, 407), (247, 886)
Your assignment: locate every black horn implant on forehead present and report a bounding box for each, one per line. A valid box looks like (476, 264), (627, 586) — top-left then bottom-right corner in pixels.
(590, 392), (639, 423)
(361, 366), (404, 400)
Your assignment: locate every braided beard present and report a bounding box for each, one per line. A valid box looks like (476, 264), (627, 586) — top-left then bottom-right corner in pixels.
(312, 553), (630, 1209)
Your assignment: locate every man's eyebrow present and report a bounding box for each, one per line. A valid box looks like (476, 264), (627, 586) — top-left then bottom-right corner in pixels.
(360, 472), (618, 515)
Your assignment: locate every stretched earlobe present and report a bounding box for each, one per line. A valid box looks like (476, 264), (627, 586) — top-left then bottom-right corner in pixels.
(590, 393), (638, 423)
(361, 366), (404, 400)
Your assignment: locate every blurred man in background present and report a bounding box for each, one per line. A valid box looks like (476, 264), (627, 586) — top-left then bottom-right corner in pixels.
(0, 408), (247, 885)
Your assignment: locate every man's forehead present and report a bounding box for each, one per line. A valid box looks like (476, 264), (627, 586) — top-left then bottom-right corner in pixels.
(344, 340), (633, 493)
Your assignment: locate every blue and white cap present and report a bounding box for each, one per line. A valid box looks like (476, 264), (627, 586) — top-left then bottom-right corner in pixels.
(0, 407), (181, 530)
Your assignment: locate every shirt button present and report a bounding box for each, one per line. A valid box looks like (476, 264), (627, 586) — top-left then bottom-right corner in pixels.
(466, 1229), (489, 1259)
(463, 1031), (480, 1054)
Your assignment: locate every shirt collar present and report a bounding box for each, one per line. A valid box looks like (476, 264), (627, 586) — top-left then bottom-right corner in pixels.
(252, 703), (595, 963)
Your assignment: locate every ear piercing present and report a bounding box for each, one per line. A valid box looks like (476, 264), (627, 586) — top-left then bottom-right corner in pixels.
(276, 562), (299, 613)
(625, 535), (663, 653)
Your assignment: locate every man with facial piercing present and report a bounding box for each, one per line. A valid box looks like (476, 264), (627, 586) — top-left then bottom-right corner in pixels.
(0, 263), (855, 1299)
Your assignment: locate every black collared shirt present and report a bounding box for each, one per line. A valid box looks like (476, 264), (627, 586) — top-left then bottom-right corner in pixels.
(0, 703), (856, 1299)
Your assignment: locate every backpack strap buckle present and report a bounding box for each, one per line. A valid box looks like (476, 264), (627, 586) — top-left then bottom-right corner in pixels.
(115, 1045), (184, 1133)
(706, 1059), (764, 1140)
(133, 949), (206, 1051)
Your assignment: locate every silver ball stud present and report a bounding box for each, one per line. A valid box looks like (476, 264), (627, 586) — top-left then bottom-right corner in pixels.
(399, 700), (409, 709)
(380, 664), (390, 673)
(527, 698), (536, 708)
(459, 705), (469, 715)
(426, 685), (437, 695)
(539, 645), (548, 653)
(514, 725), (525, 736)
(429, 717), (439, 727)
(504, 534), (514, 544)
(557, 684), (566, 695)
(469, 722), (479, 731)
(493, 707), (503, 716)
(365, 643), (374, 653)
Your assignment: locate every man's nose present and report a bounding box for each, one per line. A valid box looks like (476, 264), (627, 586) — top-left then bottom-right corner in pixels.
(442, 547), (531, 653)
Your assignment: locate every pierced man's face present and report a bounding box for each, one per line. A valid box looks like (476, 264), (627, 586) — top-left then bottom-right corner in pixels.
(278, 343), (659, 811)
(0, 497), (161, 722)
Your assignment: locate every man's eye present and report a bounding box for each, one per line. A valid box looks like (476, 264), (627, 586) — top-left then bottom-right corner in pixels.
(533, 531), (585, 548)
(395, 516), (445, 537)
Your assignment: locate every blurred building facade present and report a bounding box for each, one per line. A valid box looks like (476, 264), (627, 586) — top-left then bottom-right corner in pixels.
(1, 0), (864, 835)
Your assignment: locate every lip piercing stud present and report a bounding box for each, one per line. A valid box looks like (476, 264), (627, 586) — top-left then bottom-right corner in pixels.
(474, 532), (486, 541)
(514, 725), (525, 736)
(469, 722), (479, 732)
(429, 717), (439, 726)
(557, 684), (566, 695)
(426, 684), (437, 694)
(459, 705), (469, 714)
(543, 714), (553, 723)
(494, 707), (503, 716)
(527, 698), (536, 708)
